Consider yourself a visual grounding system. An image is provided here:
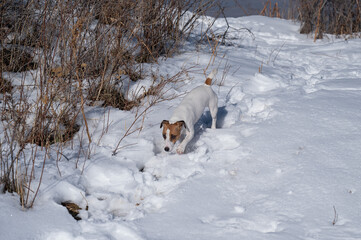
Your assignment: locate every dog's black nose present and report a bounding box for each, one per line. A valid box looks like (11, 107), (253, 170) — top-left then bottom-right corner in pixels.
(164, 147), (170, 152)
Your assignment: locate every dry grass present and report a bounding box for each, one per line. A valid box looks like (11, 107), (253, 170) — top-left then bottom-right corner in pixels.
(258, 0), (298, 19)
(260, 0), (281, 18)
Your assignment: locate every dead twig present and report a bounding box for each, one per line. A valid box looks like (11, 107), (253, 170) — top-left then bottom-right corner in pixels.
(332, 205), (338, 226)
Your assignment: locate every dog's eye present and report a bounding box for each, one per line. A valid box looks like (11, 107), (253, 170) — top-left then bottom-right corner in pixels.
(170, 134), (176, 140)
(162, 134), (166, 139)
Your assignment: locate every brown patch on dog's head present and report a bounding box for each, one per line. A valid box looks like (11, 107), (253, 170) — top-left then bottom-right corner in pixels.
(160, 120), (185, 144)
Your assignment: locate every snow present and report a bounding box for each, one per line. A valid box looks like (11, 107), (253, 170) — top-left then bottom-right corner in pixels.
(2, 14), (361, 240)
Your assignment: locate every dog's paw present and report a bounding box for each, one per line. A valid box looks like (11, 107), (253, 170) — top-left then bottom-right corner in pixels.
(176, 147), (184, 154)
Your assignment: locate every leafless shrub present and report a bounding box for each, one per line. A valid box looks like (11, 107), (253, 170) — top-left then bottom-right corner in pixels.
(298, 0), (361, 39)
(1, 47), (38, 72)
(0, 76), (12, 93)
(0, 1), (39, 47)
(1, 76), (32, 206)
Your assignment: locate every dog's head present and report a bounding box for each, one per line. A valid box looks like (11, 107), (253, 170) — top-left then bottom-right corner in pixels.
(160, 120), (186, 152)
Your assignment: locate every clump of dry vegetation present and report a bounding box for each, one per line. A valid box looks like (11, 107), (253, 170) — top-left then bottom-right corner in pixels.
(298, 0), (361, 39)
(0, 76), (12, 93)
(253, 0), (297, 19)
(0, 0), (214, 207)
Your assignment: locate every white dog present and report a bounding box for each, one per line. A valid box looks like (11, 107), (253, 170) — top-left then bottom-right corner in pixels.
(160, 70), (218, 154)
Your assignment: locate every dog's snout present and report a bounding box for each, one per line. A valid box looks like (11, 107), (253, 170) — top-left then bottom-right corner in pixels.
(164, 147), (170, 152)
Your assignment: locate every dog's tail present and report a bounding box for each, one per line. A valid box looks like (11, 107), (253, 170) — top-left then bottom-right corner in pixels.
(205, 69), (218, 85)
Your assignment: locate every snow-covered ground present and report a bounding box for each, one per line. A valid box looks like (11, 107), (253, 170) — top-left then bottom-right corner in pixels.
(1, 15), (361, 240)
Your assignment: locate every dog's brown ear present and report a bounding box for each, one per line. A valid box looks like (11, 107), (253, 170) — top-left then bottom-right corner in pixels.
(160, 120), (169, 128)
(177, 120), (187, 130)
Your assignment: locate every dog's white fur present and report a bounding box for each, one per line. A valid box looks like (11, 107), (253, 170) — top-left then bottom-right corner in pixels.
(163, 70), (218, 154)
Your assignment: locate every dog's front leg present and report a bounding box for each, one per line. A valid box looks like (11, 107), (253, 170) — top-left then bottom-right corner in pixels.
(211, 117), (217, 129)
(176, 129), (194, 154)
(210, 99), (218, 129)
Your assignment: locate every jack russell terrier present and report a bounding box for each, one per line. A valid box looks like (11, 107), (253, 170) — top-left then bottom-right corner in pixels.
(160, 70), (218, 154)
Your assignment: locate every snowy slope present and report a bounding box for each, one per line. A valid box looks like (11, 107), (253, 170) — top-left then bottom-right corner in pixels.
(1, 15), (361, 240)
